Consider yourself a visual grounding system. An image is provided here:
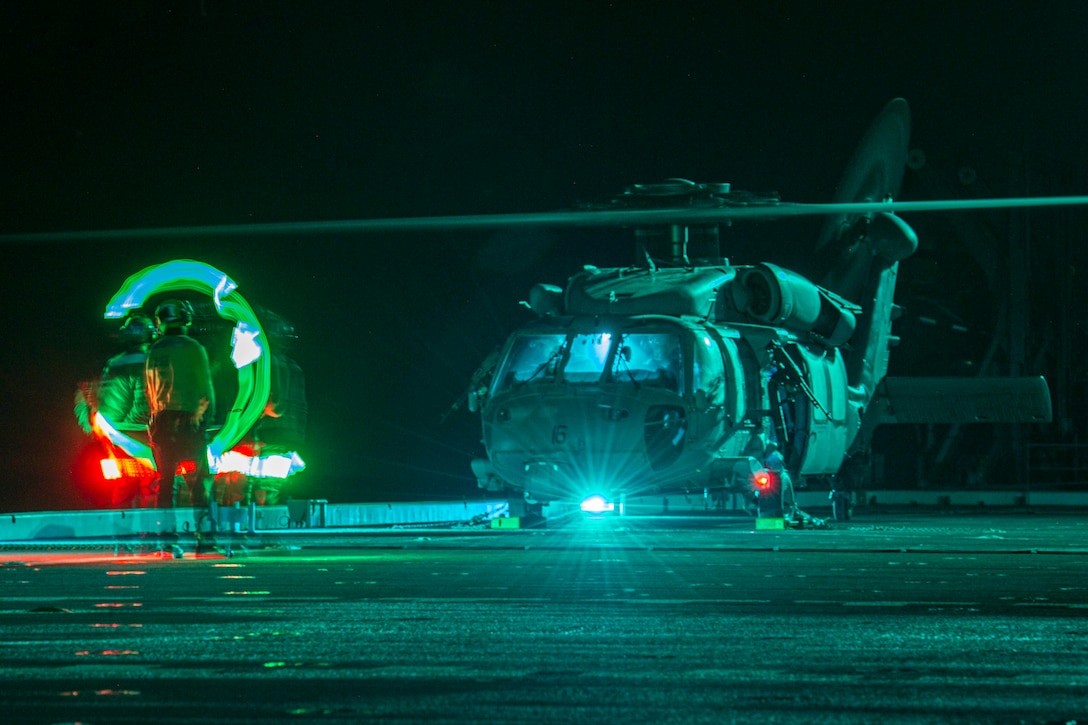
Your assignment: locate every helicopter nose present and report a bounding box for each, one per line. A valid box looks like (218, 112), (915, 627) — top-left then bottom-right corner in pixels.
(484, 389), (691, 503)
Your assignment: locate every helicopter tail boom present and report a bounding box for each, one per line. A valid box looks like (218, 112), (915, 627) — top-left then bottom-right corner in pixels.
(868, 376), (1052, 426)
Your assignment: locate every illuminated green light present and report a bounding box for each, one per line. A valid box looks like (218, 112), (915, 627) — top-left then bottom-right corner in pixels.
(755, 518), (786, 530)
(103, 260), (270, 459)
(231, 321), (264, 369)
(214, 274), (238, 303)
(106, 259), (235, 318)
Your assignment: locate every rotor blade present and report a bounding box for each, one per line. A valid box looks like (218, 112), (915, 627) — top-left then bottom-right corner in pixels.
(4, 195), (1088, 243)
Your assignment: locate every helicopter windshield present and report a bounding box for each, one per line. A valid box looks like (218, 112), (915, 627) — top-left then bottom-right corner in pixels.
(562, 333), (612, 383)
(494, 333), (567, 391)
(494, 330), (684, 394)
(612, 333), (684, 394)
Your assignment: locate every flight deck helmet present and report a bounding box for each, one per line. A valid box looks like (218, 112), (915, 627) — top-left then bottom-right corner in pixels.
(118, 314), (157, 347)
(154, 299), (194, 331)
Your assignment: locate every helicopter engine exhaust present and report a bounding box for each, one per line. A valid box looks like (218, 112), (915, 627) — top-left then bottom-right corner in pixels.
(730, 262), (857, 346)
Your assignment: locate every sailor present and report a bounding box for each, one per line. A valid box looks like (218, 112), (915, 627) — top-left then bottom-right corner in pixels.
(145, 299), (216, 509)
(759, 440), (794, 519)
(75, 313), (158, 507)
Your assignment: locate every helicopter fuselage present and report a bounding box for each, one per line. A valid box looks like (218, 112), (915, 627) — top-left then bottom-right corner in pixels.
(471, 264), (859, 506)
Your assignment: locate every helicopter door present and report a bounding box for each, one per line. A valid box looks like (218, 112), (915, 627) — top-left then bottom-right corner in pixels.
(796, 347), (849, 474)
(691, 333), (741, 447)
(768, 344), (849, 475)
(768, 364), (807, 473)
(623, 332), (687, 470)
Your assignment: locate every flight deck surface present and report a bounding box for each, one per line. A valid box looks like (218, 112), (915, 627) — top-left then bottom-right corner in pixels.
(1, 510), (1086, 724)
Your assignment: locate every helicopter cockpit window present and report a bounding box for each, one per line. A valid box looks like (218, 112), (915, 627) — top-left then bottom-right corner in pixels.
(692, 334), (725, 407)
(612, 333), (684, 394)
(562, 333), (612, 383)
(494, 333), (567, 392)
(494, 331), (686, 393)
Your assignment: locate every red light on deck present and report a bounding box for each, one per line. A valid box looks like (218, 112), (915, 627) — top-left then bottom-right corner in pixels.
(753, 470), (772, 489)
(99, 457), (155, 481)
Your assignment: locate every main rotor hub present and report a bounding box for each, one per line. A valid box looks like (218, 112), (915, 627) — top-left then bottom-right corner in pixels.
(593, 179), (780, 267)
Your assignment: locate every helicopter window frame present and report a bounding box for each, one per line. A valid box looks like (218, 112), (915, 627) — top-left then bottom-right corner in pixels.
(693, 332), (746, 424)
(562, 332), (614, 384)
(492, 332), (568, 393)
(608, 331), (685, 395)
(491, 328), (689, 394)
(692, 333), (726, 408)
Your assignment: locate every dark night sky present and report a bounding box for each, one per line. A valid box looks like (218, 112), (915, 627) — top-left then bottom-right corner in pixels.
(2, 2), (1087, 511)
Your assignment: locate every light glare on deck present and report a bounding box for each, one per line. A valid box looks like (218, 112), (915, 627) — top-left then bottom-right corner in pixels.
(580, 494), (615, 514)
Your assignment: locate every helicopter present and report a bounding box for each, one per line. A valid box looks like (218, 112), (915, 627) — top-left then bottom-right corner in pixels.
(459, 98), (1060, 521)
